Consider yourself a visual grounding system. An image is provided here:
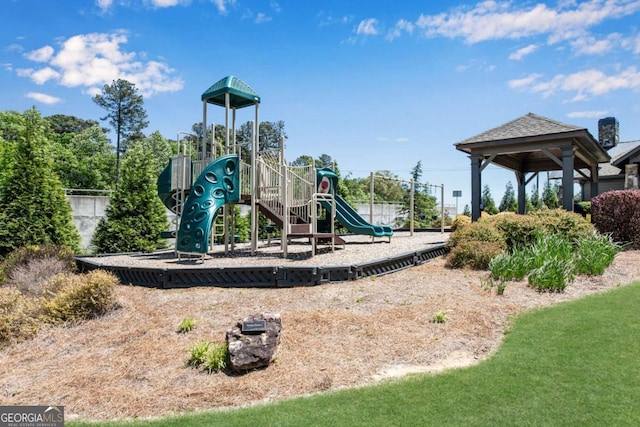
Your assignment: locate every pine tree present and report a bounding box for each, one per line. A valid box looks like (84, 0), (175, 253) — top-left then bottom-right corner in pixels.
(530, 184), (541, 210)
(0, 108), (80, 256)
(92, 139), (168, 253)
(542, 180), (559, 208)
(93, 79), (148, 187)
(481, 185), (499, 215)
(499, 181), (518, 212)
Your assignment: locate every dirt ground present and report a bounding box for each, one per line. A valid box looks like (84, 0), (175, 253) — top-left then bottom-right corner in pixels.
(2, 249), (640, 422)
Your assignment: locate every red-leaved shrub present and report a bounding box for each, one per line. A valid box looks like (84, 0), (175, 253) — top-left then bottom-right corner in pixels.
(591, 189), (640, 249)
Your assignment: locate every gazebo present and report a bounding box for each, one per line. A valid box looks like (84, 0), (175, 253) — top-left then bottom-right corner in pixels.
(455, 113), (610, 221)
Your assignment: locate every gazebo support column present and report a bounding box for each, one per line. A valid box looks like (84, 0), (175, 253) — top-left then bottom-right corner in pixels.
(562, 147), (575, 211)
(470, 154), (482, 221)
(515, 171), (526, 214)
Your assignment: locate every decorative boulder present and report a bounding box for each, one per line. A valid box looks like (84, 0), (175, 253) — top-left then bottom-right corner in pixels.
(226, 312), (282, 372)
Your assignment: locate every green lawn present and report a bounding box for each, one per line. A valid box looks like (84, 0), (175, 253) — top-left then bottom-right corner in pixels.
(73, 281), (640, 427)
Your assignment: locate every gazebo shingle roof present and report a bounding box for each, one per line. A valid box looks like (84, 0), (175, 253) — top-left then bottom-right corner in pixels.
(456, 113), (584, 145)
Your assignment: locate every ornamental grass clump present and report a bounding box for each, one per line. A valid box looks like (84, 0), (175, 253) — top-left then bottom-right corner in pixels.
(574, 233), (621, 276)
(177, 317), (197, 333)
(489, 250), (531, 281)
(187, 340), (229, 374)
(528, 257), (576, 292)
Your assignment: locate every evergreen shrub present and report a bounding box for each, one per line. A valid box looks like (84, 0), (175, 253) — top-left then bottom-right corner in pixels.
(450, 215), (471, 231)
(43, 270), (119, 323)
(0, 287), (41, 346)
(446, 220), (506, 269)
(482, 213), (544, 251)
(530, 208), (594, 242)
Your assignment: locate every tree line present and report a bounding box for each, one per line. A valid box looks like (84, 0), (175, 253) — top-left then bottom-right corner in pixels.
(471, 180), (562, 217)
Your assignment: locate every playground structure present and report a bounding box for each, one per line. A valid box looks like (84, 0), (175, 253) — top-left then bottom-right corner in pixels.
(157, 76), (393, 259)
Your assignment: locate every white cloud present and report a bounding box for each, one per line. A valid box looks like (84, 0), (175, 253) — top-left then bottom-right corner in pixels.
(571, 34), (621, 55)
(509, 67), (640, 99)
(95, 0), (113, 13)
(357, 18), (379, 36)
(30, 67), (61, 84)
(413, 0), (640, 48)
(211, 0), (236, 14)
(620, 32), (640, 54)
(386, 19), (414, 41)
(5, 43), (24, 53)
(26, 92), (62, 104)
(24, 45), (54, 62)
(567, 110), (609, 118)
(317, 12), (351, 27)
(150, 0), (188, 7)
(255, 12), (272, 24)
(17, 31), (184, 97)
(376, 137), (409, 143)
(509, 44), (538, 60)
(507, 73), (543, 89)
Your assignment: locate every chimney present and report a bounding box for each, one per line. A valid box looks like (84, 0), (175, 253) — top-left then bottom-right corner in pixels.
(598, 117), (619, 150)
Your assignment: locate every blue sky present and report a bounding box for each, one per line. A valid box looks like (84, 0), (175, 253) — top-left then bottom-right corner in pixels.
(2, 0), (640, 210)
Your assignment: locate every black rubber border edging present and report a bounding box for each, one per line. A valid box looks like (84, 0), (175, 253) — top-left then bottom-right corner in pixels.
(75, 243), (448, 289)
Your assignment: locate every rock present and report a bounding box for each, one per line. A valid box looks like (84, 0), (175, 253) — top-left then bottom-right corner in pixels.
(226, 312), (282, 372)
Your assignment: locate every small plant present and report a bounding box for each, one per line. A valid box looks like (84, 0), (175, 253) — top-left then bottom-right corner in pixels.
(187, 341), (229, 374)
(187, 341), (211, 367)
(480, 277), (507, 295)
(177, 317), (196, 333)
(202, 343), (228, 373)
(432, 310), (448, 324)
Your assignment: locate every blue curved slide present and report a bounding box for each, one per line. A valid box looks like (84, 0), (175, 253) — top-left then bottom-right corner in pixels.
(317, 168), (393, 238)
(157, 155), (240, 254)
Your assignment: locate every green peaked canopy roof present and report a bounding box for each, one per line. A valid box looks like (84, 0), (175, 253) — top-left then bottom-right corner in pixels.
(201, 76), (260, 108)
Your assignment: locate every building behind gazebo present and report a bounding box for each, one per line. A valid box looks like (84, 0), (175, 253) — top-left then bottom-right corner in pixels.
(577, 117), (640, 198)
